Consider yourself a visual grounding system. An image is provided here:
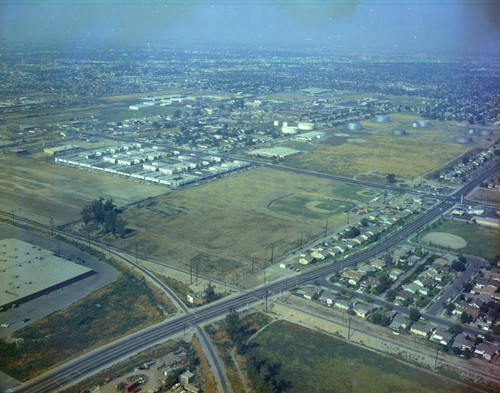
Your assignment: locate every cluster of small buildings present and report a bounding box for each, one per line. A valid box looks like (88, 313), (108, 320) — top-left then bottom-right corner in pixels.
(450, 268), (500, 331)
(399, 256), (455, 298)
(54, 143), (250, 189)
(439, 140), (498, 184)
(292, 206), (415, 269)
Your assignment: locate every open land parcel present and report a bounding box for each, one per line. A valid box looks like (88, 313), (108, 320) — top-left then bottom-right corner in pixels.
(283, 113), (469, 180)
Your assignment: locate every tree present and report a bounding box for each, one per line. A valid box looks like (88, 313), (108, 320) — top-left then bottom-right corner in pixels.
(409, 307), (421, 322)
(451, 260), (466, 272)
(463, 281), (473, 292)
(460, 312), (473, 324)
(445, 303), (456, 316)
(448, 324), (463, 335)
(205, 283), (218, 304)
(385, 289), (397, 302)
(386, 173), (396, 183)
(224, 309), (247, 354)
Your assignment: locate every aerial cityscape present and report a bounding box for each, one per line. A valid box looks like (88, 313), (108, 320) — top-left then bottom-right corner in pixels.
(1, 1), (500, 393)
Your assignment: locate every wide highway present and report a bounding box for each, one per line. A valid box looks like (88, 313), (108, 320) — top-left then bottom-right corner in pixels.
(13, 161), (499, 393)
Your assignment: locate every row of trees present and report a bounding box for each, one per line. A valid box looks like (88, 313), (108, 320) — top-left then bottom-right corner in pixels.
(224, 310), (288, 393)
(80, 198), (126, 236)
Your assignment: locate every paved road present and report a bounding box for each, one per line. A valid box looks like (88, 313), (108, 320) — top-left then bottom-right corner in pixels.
(10, 161), (500, 393)
(425, 256), (484, 316)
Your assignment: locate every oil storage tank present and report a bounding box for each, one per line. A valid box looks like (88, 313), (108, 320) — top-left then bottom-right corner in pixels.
(298, 122), (314, 131)
(374, 114), (390, 123)
(417, 120), (431, 127)
(479, 129), (493, 136)
(455, 136), (473, 144)
(392, 129), (406, 136)
(346, 122), (362, 131)
(468, 128), (476, 135)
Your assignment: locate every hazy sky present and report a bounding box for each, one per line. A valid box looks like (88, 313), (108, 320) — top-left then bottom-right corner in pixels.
(1, 1), (500, 57)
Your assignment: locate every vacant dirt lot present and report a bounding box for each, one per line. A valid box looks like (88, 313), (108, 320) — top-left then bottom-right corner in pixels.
(0, 155), (166, 225)
(284, 113), (468, 180)
(105, 168), (349, 281)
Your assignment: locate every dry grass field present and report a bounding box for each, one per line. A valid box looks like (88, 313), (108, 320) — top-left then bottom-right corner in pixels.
(284, 113), (468, 180)
(0, 156), (166, 225)
(106, 168), (353, 280)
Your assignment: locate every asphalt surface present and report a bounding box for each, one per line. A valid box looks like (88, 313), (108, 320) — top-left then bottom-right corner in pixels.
(11, 161), (500, 393)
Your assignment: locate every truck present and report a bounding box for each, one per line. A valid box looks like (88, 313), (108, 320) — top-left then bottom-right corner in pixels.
(125, 381), (139, 392)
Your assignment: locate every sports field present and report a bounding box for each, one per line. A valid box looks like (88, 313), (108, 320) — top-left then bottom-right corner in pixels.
(269, 192), (349, 220)
(418, 219), (500, 260)
(107, 168), (357, 280)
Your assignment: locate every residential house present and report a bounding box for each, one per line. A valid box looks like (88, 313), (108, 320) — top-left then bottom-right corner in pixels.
(357, 264), (377, 275)
(431, 327), (453, 345)
(370, 259), (386, 270)
(452, 334), (473, 352)
(302, 287), (322, 300)
(410, 322), (434, 337)
(319, 292), (336, 307)
(393, 249), (408, 263)
(353, 303), (376, 318)
(390, 314), (410, 330)
(403, 282), (422, 295)
(395, 290), (414, 303)
(390, 269), (404, 280)
(334, 298), (352, 310)
(474, 343), (498, 361)
(342, 269), (364, 286)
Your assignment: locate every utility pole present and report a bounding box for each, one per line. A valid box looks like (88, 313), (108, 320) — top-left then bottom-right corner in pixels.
(270, 244), (274, 266)
(50, 217), (54, 236)
(325, 220), (329, 236)
(251, 258), (255, 274)
(135, 243), (138, 264)
(88, 233), (91, 249)
(348, 317), (351, 340)
(434, 345), (439, 370)
(190, 261), (193, 284)
(265, 289), (268, 311)
(300, 231), (303, 249)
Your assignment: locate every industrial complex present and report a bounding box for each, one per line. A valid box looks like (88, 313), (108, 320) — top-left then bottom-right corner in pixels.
(0, 239), (94, 311)
(55, 143), (251, 189)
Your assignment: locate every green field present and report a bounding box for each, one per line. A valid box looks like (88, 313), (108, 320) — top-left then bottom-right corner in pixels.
(248, 320), (470, 393)
(331, 184), (377, 202)
(98, 105), (179, 122)
(269, 192), (349, 220)
(418, 219), (500, 260)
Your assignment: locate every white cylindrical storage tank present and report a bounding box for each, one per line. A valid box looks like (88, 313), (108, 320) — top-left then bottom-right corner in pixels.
(282, 125), (299, 134)
(412, 122), (419, 128)
(468, 128), (476, 135)
(283, 121), (288, 127)
(346, 122), (362, 131)
(298, 122), (314, 131)
(479, 129), (493, 136)
(392, 129), (406, 136)
(374, 114), (390, 123)
(455, 136), (473, 144)
(417, 120), (431, 127)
